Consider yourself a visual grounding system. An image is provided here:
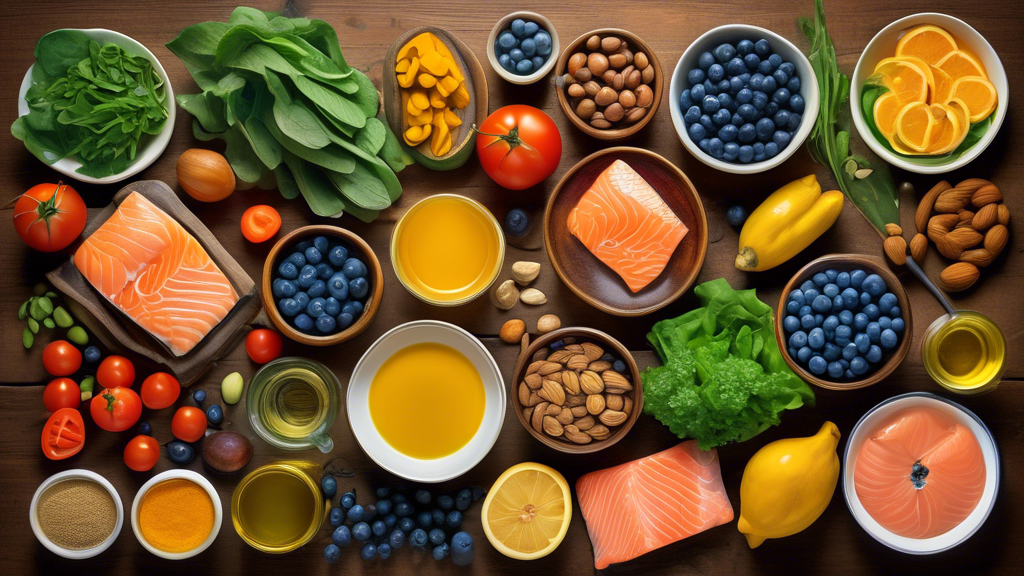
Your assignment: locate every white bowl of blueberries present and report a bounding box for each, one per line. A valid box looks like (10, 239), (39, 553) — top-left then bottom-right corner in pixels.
(670, 25), (820, 174)
(487, 11), (559, 85)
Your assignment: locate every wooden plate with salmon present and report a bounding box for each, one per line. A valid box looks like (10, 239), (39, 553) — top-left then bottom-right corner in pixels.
(544, 147), (708, 316)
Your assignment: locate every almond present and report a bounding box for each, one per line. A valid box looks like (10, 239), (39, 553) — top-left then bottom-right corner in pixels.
(573, 415), (595, 430)
(520, 288), (547, 305)
(997, 204), (1010, 226)
(972, 204), (998, 230)
(588, 360), (612, 372)
(599, 410), (627, 427)
(518, 382), (531, 406)
(540, 379), (565, 406)
(543, 415), (564, 436)
(927, 214), (958, 240)
(525, 373), (543, 389)
(522, 407), (534, 422)
(500, 319), (526, 344)
(955, 212), (975, 229)
(570, 405), (589, 418)
(586, 424), (611, 441)
(511, 261), (541, 285)
(580, 370), (605, 394)
(567, 354), (590, 371)
(935, 234), (964, 260)
(537, 314), (561, 334)
(910, 233), (928, 262)
(527, 391), (541, 406)
(959, 249), (995, 267)
(916, 181), (950, 233)
(602, 371), (633, 393)
(562, 371), (581, 394)
(581, 342), (605, 361)
(563, 425), (592, 444)
(955, 178), (989, 195)
(883, 235), (907, 265)
(564, 344), (584, 354)
(547, 349), (573, 364)
(946, 227), (983, 250)
(605, 394), (624, 411)
(587, 394), (606, 415)
(557, 407), (574, 426)
(537, 361), (562, 376)
(939, 262), (980, 292)
(885, 223), (903, 236)
(984, 224), (1009, 256)
(546, 403), (562, 416)
(492, 279), (519, 310)
(934, 188), (973, 213)
(531, 401), (550, 433)
(526, 361), (544, 375)
(623, 396), (634, 415)
(971, 183), (1002, 207)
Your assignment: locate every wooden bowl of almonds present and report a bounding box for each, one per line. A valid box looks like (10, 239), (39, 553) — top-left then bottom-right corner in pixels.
(554, 29), (663, 141)
(510, 327), (643, 454)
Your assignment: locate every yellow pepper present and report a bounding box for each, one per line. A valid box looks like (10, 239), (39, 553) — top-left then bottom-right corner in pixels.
(395, 32), (469, 157)
(734, 174), (844, 271)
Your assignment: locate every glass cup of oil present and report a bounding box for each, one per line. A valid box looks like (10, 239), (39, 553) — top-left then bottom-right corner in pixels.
(246, 358), (342, 452)
(922, 310), (1006, 395)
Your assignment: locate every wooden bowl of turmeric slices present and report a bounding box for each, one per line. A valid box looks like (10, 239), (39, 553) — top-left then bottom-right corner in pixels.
(383, 27), (489, 170)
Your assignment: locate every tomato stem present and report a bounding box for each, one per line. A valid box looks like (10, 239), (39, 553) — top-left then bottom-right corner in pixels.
(470, 124), (538, 170)
(103, 390), (116, 412)
(31, 181), (67, 241)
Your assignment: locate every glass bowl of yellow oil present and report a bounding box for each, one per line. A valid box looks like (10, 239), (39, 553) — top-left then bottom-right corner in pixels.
(391, 194), (505, 306)
(231, 462), (329, 554)
(246, 358), (342, 453)
(922, 311), (1006, 395)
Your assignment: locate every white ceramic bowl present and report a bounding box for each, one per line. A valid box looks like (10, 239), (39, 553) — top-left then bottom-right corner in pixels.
(131, 470), (223, 560)
(486, 11), (559, 85)
(670, 24), (819, 174)
(30, 470), (123, 559)
(851, 13), (1007, 174)
(347, 320), (506, 482)
(17, 29), (175, 184)
(843, 392), (999, 554)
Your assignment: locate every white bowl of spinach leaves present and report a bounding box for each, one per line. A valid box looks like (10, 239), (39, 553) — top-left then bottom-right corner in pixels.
(14, 29), (174, 184)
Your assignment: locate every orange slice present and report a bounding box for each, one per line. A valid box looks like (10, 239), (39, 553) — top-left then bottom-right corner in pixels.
(894, 101), (936, 152)
(928, 65), (955, 104)
(895, 25), (958, 66)
(873, 91), (904, 139)
(950, 76), (997, 122)
(925, 104), (962, 154)
(936, 50), (987, 81)
(873, 57), (932, 103)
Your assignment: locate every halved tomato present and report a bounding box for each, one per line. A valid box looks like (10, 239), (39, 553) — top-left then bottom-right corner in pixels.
(41, 408), (85, 460)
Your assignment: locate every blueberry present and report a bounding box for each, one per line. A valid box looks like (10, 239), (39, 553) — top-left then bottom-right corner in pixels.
(866, 345), (883, 363)
(399, 517), (415, 532)
(808, 328), (826, 349)
(324, 543), (341, 563)
(762, 75), (777, 94)
(698, 138), (711, 152)
(880, 329), (899, 350)
(327, 273), (349, 300)
(713, 43), (736, 63)
(349, 277), (368, 299)
(831, 295), (844, 312)
(372, 520), (387, 537)
(347, 504), (365, 523)
(824, 342), (841, 361)
(773, 68), (789, 87)
(297, 265), (318, 288)
(823, 315), (839, 332)
(700, 114), (715, 132)
(754, 38), (771, 56)
(333, 525), (351, 546)
(755, 118), (775, 140)
(306, 297), (326, 318)
(811, 295), (832, 313)
(450, 531), (475, 566)
(879, 293), (898, 314)
(842, 343), (858, 361)
(688, 68), (706, 85)
(295, 291), (309, 309)
(520, 38), (536, 57)
(797, 346), (812, 363)
(360, 543), (377, 561)
(726, 205), (748, 227)
(535, 31), (552, 56)
(295, 240), (312, 252)
(737, 88), (753, 104)
(389, 528), (405, 549)
(752, 91), (768, 110)
(708, 63), (725, 83)
(432, 543), (450, 561)
(800, 314), (816, 330)
(395, 502), (414, 517)
(316, 314), (336, 333)
(808, 356), (827, 375)
(855, 332), (871, 354)
(192, 390), (206, 404)
(137, 421), (152, 436)
(799, 305), (813, 317)
(758, 59), (773, 75)
(498, 31), (517, 50)
(713, 108), (732, 126)
(429, 528), (446, 546)
(510, 18), (527, 37)
(842, 288), (859, 309)
(531, 55), (545, 71)
(890, 306), (901, 319)
(866, 322), (881, 343)
(738, 145), (755, 163)
(845, 369), (856, 379)
(504, 208), (531, 238)
(278, 261), (299, 279)
(753, 141), (765, 154)
(790, 94), (805, 114)
(304, 247), (323, 265)
(732, 112), (745, 126)
(446, 510), (463, 528)
(744, 53), (761, 71)
(327, 245), (348, 267)
(789, 289), (806, 303)
(383, 513), (397, 530)
(737, 39), (755, 55)
(891, 317), (905, 333)
(341, 492), (356, 509)
(456, 488), (472, 510)
(307, 279), (326, 299)
(688, 122), (706, 142)
(723, 142), (740, 161)
(787, 112), (802, 131)
(762, 141), (778, 158)
(737, 103), (757, 122)
(323, 297), (341, 317)
(864, 303), (881, 321)
(726, 57), (746, 76)
(279, 298), (300, 316)
(431, 509), (445, 526)
(773, 109), (791, 129)
(702, 95), (721, 114)
(515, 59), (534, 74)
(509, 48), (525, 62)
(827, 361), (845, 378)
(766, 53), (781, 68)
(728, 76), (744, 94)
(524, 21), (540, 36)
(878, 316), (892, 330)
(773, 130), (791, 149)
(854, 313), (869, 330)
(698, 52), (715, 70)
(272, 278), (288, 298)
(835, 325), (853, 347)
(331, 508), (345, 527)
(860, 291), (872, 306)
(410, 528), (428, 547)
(417, 511), (433, 528)
(749, 73), (764, 91)
(789, 331), (808, 349)
(313, 236), (329, 253)
(708, 138), (725, 159)
(498, 53), (514, 71)
(772, 88), (791, 107)
(738, 123), (756, 143)
(850, 356), (869, 376)
(788, 346), (798, 358)
(376, 542), (391, 560)
(286, 252), (306, 268)
(787, 76), (801, 93)
(342, 300), (363, 317)
(787, 300), (801, 315)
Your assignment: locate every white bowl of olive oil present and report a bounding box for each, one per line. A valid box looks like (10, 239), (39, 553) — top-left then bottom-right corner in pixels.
(347, 320), (506, 483)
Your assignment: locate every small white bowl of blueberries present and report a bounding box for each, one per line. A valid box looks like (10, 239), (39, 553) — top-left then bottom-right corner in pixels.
(670, 24), (820, 174)
(487, 11), (559, 85)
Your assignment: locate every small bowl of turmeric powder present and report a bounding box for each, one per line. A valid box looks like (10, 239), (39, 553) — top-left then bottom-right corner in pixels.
(131, 470), (222, 559)
(30, 470), (124, 559)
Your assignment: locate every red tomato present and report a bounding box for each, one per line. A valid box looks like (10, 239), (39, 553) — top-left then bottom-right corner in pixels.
(90, 387), (143, 432)
(140, 372), (181, 410)
(97, 355), (135, 388)
(42, 340), (82, 377)
(124, 435), (160, 471)
(43, 378), (81, 412)
(246, 329), (283, 364)
(241, 205), (282, 243)
(171, 406), (208, 442)
(41, 408), (85, 460)
(14, 182), (87, 252)
(475, 105), (562, 190)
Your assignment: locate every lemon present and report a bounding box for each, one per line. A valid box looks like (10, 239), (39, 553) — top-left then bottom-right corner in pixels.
(737, 421), (841, 548)
(481, 462), (571, 560)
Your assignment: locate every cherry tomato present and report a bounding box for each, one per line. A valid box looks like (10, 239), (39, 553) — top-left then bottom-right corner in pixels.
(41, 408), (85, 460)
(124, 435), (160, 471)
(14, 182), (87, 252)
(43, 378), (81, 412)
(475, 105), (562, 190)
(241, 205), (282, 243)
(171, 406), (208, 442)
(42, 340), (82, 377)
(246, 329), (283, 364)
(97, 355), (135, 388)
(140, 372), (181, 410)
(90, 387), (143, 432)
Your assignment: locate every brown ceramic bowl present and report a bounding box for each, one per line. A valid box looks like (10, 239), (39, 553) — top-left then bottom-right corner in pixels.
(776, 254), (913, 390)
(544, 147), (708, 316)
(510, 327), (643, 454)
(555, 28), (663, 141)
(262, 225), (383, 346)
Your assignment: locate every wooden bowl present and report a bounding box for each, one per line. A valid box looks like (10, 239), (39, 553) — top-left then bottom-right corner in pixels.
(544, 147), (708, 316)
(510, 328), (643, 454)
(554, 28), (663, 141)
(262, 225), (383, 346)
(382, 27), (488, 171)
(776, 254), (913, 390)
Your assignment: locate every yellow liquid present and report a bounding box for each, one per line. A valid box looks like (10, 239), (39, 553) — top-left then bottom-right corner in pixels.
(234, 469), (318, 549)
(256, 368), (332, 440)
(923, 312), (1005, 393)
(394, 195), (502, 303)
(369, 342), (485, 459)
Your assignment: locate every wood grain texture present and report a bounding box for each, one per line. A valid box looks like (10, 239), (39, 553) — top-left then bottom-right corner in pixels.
(1, 1), (1023, 575)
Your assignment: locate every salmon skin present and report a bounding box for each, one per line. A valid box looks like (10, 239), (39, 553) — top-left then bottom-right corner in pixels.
(854, 406), (986, 539)
(74, 192), (238, 356)
(567, 159), (688, 293)
(575, 441), (734, 569)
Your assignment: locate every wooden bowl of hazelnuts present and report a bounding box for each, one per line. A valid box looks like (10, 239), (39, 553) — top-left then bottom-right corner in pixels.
(555, 29), (663, 141)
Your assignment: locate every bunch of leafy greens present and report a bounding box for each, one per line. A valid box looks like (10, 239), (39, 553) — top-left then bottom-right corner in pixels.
(860, 82), (995, 165)
(799, 0), (898, 237)
(12, 30), (169, 178)
(642, 279), (814, 450)
(167, 7), (412, 221)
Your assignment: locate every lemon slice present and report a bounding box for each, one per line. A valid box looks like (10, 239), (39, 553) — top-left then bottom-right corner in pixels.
(950, 76), (998, 122)
(481, 462), (572, 560)
(895, 25), (958, 66)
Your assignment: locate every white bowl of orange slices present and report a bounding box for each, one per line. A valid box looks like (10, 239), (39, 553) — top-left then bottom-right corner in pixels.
(851, 13), (1007, 174)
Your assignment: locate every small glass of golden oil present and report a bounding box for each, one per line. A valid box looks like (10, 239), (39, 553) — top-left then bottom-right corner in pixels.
(922, 310), (1006, 395)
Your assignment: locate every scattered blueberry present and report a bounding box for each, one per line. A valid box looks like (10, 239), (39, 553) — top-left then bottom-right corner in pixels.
(333, 525), (351, 547)
(324, 543), (341, 563)
(360, 542), (377, 561)
(206, 404), (223, 425)
(726, 205), (748, 227)
(83, 346), (101, 363)
(321, 476), (337, 498)
(455, 488), (472, 511)
(353, 521), (371, 542)
(330, 508), (345, 527)
(348, 504), (365, 523)
(410, 528), (428, 548)
(389, 528), (405, 549)
(432, 543), (450, 560)
(446, 510), (463, 528)
(451, 531), (475, 566)
(341, 491), (356, 509)
(137, 421), (152, 436)
(429, 528), (446, 546)
(167, 441), (194, 464)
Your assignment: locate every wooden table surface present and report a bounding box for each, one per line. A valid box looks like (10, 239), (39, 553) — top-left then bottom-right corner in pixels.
(1, 1), (1021, 574)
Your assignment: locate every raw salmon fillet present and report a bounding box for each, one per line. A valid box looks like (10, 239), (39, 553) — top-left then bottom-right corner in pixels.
(74, 192), (238, 356)
(567, 160), (688, 293)
(854, 406), (986, 539)
(575, 441), (734, 569)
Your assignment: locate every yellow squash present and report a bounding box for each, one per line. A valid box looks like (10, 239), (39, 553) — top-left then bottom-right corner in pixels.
(734, 175), (845, 271)
(737, 421), (841, 548)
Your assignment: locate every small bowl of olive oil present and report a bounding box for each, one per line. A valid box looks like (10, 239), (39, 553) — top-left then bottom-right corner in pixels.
(922, 311), (1006, 395)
